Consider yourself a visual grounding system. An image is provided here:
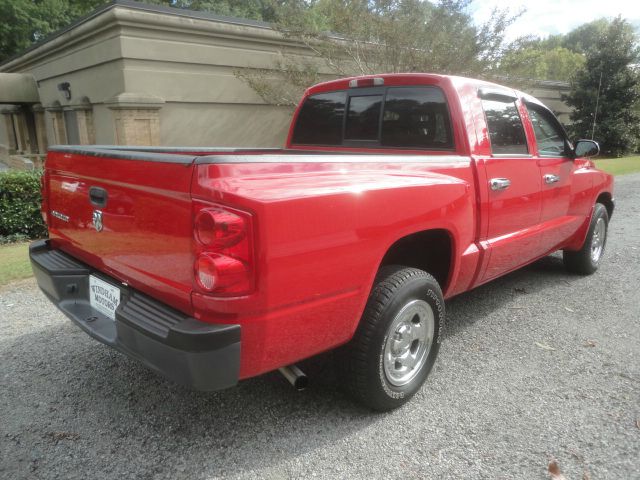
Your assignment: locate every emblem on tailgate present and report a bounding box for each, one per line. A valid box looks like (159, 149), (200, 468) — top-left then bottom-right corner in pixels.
(92, 210), (103, 232)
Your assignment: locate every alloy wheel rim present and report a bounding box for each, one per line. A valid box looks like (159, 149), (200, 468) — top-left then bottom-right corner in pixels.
(383, 299), (434, 387)
(591, 217), (606, 263)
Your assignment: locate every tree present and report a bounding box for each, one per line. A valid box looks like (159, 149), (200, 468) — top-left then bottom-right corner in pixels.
(499, 45), (585, 82)
(0, 0), (105, 63)
(498, 18), (616, 83)
(562, 17), (640, 156)
(236, 0), (518, 106)
(158, 0), (280, 21)
(559, 18), (610, 54)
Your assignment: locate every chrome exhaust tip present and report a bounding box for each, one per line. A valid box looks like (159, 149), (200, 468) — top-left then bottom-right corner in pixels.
(278, 364), (308, 391)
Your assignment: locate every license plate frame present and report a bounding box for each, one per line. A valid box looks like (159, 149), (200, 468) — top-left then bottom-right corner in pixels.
(89, 275), (121, 321)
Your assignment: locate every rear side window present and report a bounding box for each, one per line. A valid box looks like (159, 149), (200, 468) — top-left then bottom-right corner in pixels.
(291, 86), (453, 150)
(291, 91), (346, 145)
(481, 99), (528, 155)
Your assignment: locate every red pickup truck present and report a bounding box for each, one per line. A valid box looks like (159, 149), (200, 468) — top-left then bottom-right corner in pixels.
(31, 73), (614, 411)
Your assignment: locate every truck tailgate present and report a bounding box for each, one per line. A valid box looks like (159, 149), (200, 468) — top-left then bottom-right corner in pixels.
(44, 148), (196, 314)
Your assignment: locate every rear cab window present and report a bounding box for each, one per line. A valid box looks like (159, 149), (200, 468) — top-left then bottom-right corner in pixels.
(291, 86), (454, 150)
(291, 92), (346, 145)
(345, 95), (383, 140)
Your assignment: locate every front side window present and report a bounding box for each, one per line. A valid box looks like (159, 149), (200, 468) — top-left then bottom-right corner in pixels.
(481, 99), (528, 155)
(526, 105), (568, 157)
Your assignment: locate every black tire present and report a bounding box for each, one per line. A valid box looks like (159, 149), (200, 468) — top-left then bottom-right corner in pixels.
(337, 266), (445, 411)
(563, 203), (609, 275)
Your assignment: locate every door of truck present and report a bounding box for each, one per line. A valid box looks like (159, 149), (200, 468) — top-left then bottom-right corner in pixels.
(478, 95), (543, 282)
(524, 101), (584, 255)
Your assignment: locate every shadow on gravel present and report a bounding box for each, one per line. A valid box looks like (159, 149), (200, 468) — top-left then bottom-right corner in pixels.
(444, 253), (576, 338)
(1, 322), (374, 478)
(1, 252), (584, 479)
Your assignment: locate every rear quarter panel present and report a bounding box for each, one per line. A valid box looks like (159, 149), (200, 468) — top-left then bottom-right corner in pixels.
(192, 158), (477, 378)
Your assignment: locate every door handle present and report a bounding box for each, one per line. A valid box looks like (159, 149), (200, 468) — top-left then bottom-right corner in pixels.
(543, 173), (560, 184)
(489, 178), (511, 191)
(89, 186), (108, 207)
(544, 174), (560, 184)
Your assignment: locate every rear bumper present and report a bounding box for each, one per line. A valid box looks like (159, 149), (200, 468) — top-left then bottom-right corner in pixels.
(29, 240), (240, 391)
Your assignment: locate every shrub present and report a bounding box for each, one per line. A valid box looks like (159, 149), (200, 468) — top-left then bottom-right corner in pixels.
(0, 170), (47, 241)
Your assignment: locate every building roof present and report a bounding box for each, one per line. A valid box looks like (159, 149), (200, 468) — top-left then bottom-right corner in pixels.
(0, 73), (39, 103)
(0, 0), (273, 67)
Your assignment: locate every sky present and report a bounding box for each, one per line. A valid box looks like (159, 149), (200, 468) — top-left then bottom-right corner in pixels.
(469, 0), (640, 41)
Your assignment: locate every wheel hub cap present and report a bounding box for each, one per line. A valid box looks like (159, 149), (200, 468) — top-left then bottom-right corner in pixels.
(591, 217), (606, 263)
(383, 299), (434, 387)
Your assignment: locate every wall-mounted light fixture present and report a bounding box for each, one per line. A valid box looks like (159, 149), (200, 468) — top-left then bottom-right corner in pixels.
(57, 82), (71, 100)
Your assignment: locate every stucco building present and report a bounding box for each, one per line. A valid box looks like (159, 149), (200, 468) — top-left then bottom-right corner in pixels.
(0, 0), (305, 158)
(0, 0), (571, 161)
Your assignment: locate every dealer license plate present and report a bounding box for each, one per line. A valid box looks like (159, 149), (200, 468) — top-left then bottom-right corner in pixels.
(89, 275), (121, 321)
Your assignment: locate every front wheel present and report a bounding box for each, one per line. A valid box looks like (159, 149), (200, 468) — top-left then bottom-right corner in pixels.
(338, 266), (445, 411)
(563, 203), (609, 275)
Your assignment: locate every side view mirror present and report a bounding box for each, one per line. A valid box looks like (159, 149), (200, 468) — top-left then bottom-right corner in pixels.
(574, 139), (600, 158)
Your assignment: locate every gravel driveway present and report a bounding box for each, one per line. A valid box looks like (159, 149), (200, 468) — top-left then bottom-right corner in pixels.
(2, 174), (639, 480)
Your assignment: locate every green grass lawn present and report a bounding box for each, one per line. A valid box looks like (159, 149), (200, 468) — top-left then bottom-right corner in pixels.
(594, 155), (640, 175)
(0, 243), (32, 286)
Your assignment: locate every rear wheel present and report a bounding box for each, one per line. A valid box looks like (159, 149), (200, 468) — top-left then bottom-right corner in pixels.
(338, 266), (445, 411)
(563, 203), (609, 275)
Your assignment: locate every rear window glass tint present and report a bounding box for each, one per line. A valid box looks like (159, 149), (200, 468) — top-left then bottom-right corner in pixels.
(381, 87), (453, 149)
(291, 85), (454, 150)
(482, 99), (528, 154)
(345, 95), (383, 140)
(291, 91), (346, 145)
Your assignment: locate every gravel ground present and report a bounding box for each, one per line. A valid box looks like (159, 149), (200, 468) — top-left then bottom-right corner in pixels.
(1, 174), (639, 480)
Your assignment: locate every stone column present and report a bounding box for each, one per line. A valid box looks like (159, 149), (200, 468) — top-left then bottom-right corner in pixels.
(46, 102), (67, 145)
(13, 107), (31, 153)
(76, 109), (95, 145)
(32, 103), (48, 153)
(106, 93), (164, 146)
(70, 96), (95, 145)
(1, 107), (18, 152)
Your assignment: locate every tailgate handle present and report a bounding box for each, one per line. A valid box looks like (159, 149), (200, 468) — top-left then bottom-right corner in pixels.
(89, 187), (108, 207)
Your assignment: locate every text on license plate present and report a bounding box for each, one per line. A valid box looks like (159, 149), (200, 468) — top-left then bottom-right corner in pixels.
(89, 275), (121, 321)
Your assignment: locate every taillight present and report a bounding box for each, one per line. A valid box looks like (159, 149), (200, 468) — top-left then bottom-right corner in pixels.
(193, 203), (254, 296)
(195, 253), (249, 292)
(195, 208), (245, 248)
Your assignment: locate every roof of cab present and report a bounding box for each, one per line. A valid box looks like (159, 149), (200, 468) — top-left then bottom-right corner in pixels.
(306, 73), (448, 95)
(305, 72), (526, 101)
